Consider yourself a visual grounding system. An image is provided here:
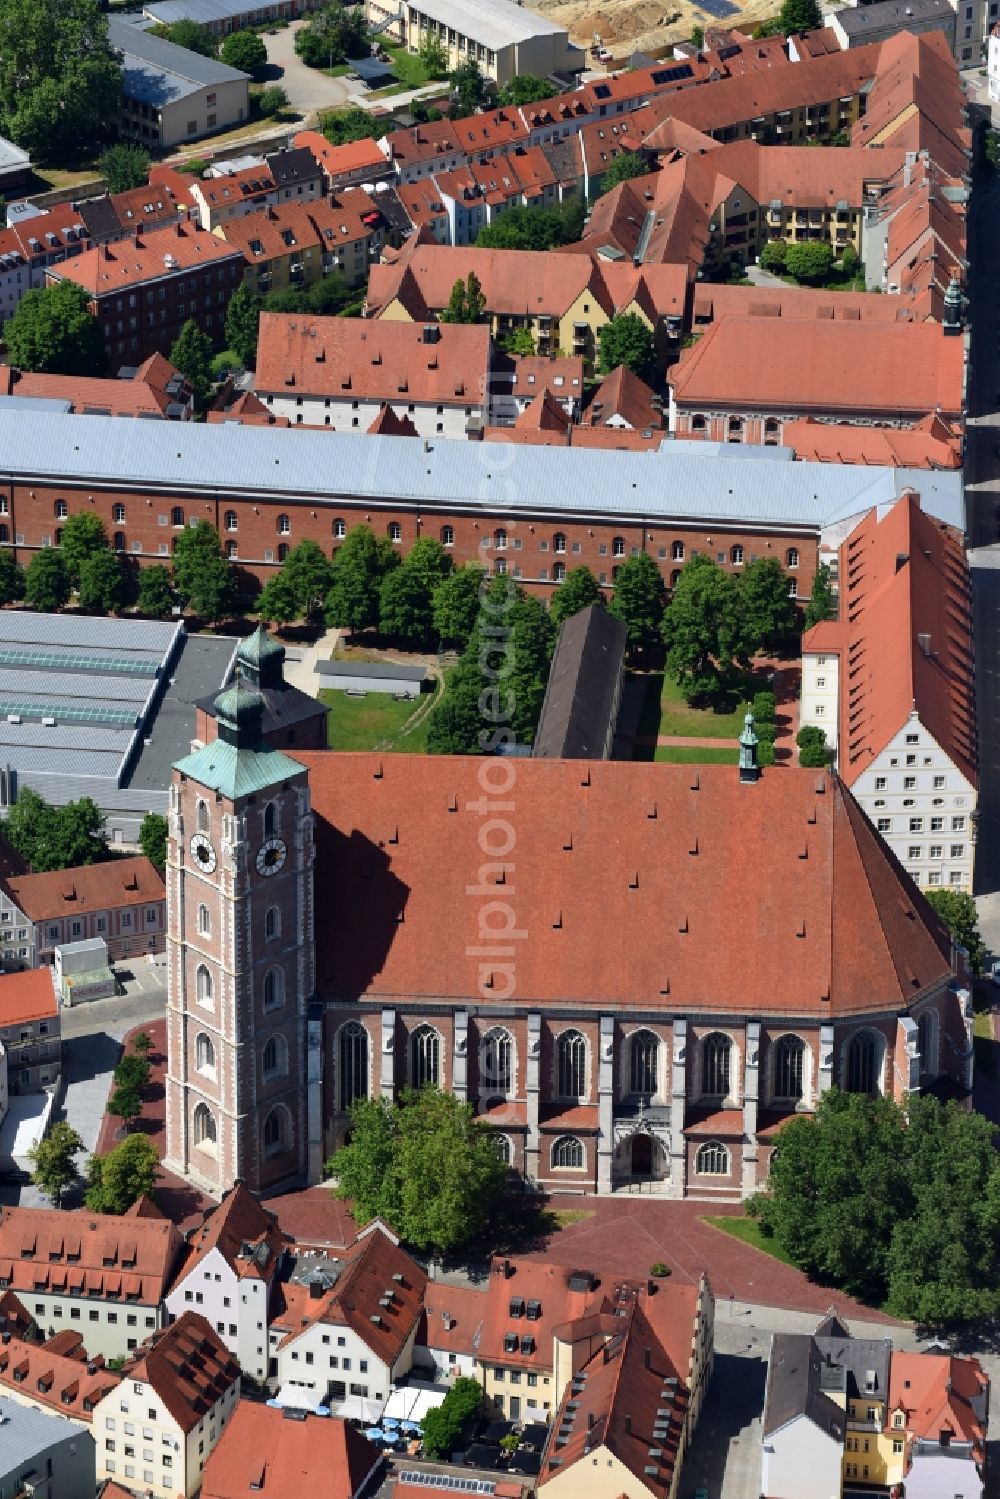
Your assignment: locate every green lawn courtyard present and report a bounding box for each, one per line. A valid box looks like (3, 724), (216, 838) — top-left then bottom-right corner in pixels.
(320, 670), (446, 752)
(628, 668), (778, 764)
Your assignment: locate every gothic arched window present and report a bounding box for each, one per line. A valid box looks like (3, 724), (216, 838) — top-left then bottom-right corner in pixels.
(410, 1026), (440, 1089)
(702, 1032), (732, 1098)
(556, 1030), (587, 1100)
(339, 1023), (369, 1110)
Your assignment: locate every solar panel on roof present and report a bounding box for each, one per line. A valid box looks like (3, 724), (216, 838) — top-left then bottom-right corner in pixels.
(650, 63), (694, 83)
(0, 699), (138, 726)
(0, 647), (158, 676)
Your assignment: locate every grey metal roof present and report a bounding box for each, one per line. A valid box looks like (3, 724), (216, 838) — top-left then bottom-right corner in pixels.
(145, 0), (277, 24)
(109, 17), (250, 108)
(534, 605), (626, 760)
(0, 410), (965, 533)
(0, 137), (31, 175)
(315, 659), (427, 682)
(0, 667), (151, 703)
(0, 611), (179, 656)
(831, 0), (953, 32)
(0, 1395), (88, 1472)
(405, 0), (566, 49)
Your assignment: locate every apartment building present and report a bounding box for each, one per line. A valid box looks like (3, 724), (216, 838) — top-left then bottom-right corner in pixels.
(78, 184), (186, 246)
(0, 970), (60, 1095)
(800, 493), (977, 894)
(0, 355), (194, 420)
(107, 18), (250, 149)
(0, 1329), (120, 1425)
(92, 1313), (241, 1497)
(886, 1351), (988, 1497)
(253, 313), (494, 436)
(366, 0), (582, 88)
(0, 1396), (95, 1499)
(292, 131), (394, 194)
(163, 1183), (286, 1384)
(46, 221), (245, 361)
(826, 0), (957, 51)
(0, 1207), (183, 1360)
(188, 166), (276, 232)
(0, 856), (166, 968)
(218, 195), (386, 294)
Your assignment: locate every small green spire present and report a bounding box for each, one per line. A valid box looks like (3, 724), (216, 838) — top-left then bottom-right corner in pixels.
(943, 275), (963, 334)
(213, 677), (265, 749)
(739, 709), (760, 784)
(236, 623), (285, 689)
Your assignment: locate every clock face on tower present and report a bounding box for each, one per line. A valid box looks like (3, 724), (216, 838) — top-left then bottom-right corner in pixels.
(256, 837), (287, 877)
(189, 833), (217, 873)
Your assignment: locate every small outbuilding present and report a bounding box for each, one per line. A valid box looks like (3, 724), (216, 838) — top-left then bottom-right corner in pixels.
(315, 659), (428, 699)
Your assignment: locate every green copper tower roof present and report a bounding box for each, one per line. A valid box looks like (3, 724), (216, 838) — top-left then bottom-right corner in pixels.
(236, 624), (285, 689)
(738, 710), (760, 784)
(173, 674), (304, 799)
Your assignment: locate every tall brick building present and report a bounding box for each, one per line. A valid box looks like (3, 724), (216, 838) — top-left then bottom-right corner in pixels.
(164, 632), (972, 1202)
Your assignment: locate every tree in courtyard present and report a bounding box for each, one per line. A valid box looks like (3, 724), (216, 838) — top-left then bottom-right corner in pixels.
(417, 31), (449, 77)
(24, 548), (70, 613)
(759, 240), (788, 274)
(431, 563), (485, 649)
(224, 283), (263, 369)
(219, 30), (267, 72)
(107, 1081), (142, 1133)
(421, 1378), (483, 1459)
(169, 320), (214, 407)
(5, 788), (106, 871)
(4, 282), (106, 377)
(784, 241), (833, 284)
(320, 106), (379, 146)
(325, 524), (399, 633)
(136, 565), (176, 619)
(737, 557), (796, 653)
(803, 562), (835, 629)
(922, 890), (986, 975)
(549, 565), (602, 628)
(29, 1122), (84, 1207)
(600, 151), (649, 189)
(379, 537), (452, 645)
(98, 144), (150, 195)
(440, 271), (487, 324)
(448, 59), (495, 115)
(85, 1134), (160, 1214)
(0, 550), (25, 606)
(778, 0), (822, 32)
(151, 19), (216, 55)
(329, 1089), (508, 1255)
(608, 552), (667, 655)
(597, 313), (656, 383)
(477, 201), (584, 251)
(172, 522), (236, 622)
(272, 539), (335, 623)
(139, 813), (168, 874)
(796, 723), (830, 768)
(498, 74), (551, 105)
(57, 511), (110, 587)
(661, 554), (748, 701)
(78, 549), (124, 613)
(502, 328), (536, 356)
(0, 0), (122, 159)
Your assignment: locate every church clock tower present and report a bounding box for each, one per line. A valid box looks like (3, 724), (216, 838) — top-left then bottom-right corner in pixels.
(163, 675), (318, 1197)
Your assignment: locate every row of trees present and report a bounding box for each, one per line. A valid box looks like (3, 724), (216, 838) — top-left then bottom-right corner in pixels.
(748, 1089), (1000, 1326)
(107, 1031), (154, 1134)
(663, 554), (798, 702)
(30, 1091), (159, 1213)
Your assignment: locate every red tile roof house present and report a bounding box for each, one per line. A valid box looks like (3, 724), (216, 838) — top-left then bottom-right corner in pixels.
(91, 1311), (241, 1498)
(0, 1205), (183, 1361)
(201, 1402), (382, 1499)
(888, 1349), (988, 1498)
(0, 854), (166, 969)
(268, 1222), (426, 1420)
(164, 1182), (287, 1384)
(0, 968), (61, 1094)
(0, 1327), (121, 1425)
(800, 492), (977, 899)
(667, 315), (965, 445)
(252, 313), (496, 440)
(0, 354), (194, 420)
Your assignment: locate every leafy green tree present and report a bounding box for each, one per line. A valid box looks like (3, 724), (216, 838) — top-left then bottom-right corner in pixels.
(177, 157), (209, 176)
(99, 144), (150, 194)
(449, 58), (495, 115)
(85, 1134), (160, 1213)
(550, 566), (601, 628)
(325, 524), (399, 633)
(29, 1122), (84, 1207)
(440, 271), (486, 324)
(597, 313), (656, 382)
(379, 565), (436, 644)
(219, 29), (267, 71)
(78, 549), (124, 613)
(171, 521), (236, 622)
(58, 511), (109, 587)
(608, 552), (667, 654)
(803, 562), (835, 629)
(224, 283), (262, 368)
(738, 557), (795, 653)
(402, 537), (451, 592)
(417, 30), (449, 77)
(432, 563), (485, 649)
(421, 1377), (483, 1459)
(840, 242), (859, 275)
(328, 1089), (508, 1255)
(151, 19), (216, 54)
(139, 813), (168, 874)
(476, 202), (583, 251)
(256, 571), (299, 625)
(321, 105), (379, 146)
(0, 0), (122, 159)
(778, 0), (822, 30)
(279, 539), (335, 622)
(5, 789), (105, 870)
(796, 723), (829, 768)
(425, 657), (486, 754)
(498, 73), (552, 105)
(691, 23), (704, 46)
(24, 548), (70, 612)
(662, 555), (748, 701)
(759, 239), (788, 273)
(785, 241), (833, 284)
(923, 890), (986, 974)
(295, 2), (367, 67)
(4, 282), (106, 376)
(257, 84), (289, 117)
(169, 320), (214, 407)
(131, 1031), (153, 1056)
(114, 1051), (151, 1094)
(502, 327), (536, 356)
(0, 549), (25, 605)
(304, 272), (360, 316)
(752, 690), (776, 724)
(600, 151), (649, 189)
(136, 564), (176, 618)
(107, 1081), (142, 1133)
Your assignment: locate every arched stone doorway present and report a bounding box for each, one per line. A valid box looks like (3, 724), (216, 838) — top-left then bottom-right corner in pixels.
(631, 1132), (653, 1177)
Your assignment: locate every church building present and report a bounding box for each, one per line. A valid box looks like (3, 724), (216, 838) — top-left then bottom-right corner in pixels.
(164, 630), (973, 1203)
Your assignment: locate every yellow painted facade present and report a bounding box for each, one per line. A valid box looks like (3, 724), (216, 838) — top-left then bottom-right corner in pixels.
(479, 1359), (558, 1419)
(214, 225), (325, 296)
(837, 1394), (893, 1488)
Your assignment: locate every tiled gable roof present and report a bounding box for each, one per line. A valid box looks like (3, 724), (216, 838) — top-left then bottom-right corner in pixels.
(3, 856), (164, 923)
(201, 1404), (380, 1497)
(0, 1331), (119, 1420)
(173, 1182), (286, 1285)
(0, 1205), (182, 1306)
(120, 1312), (239, 1433)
